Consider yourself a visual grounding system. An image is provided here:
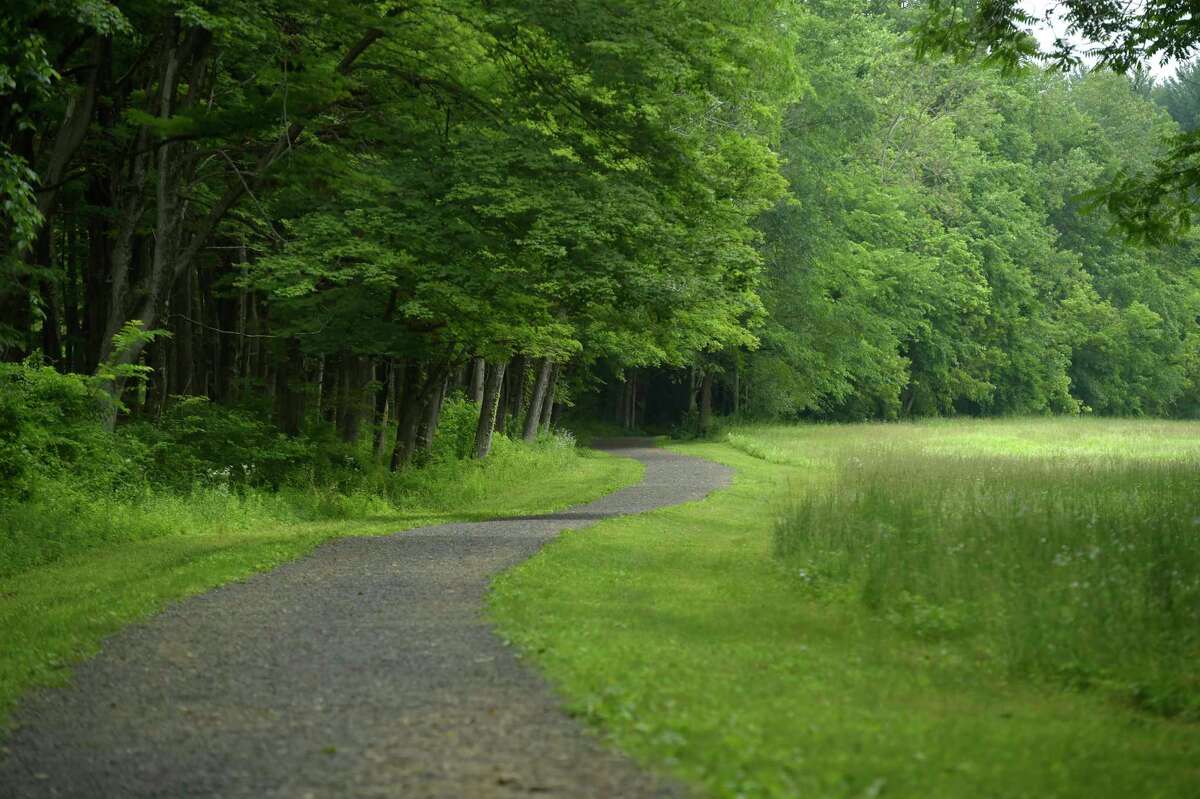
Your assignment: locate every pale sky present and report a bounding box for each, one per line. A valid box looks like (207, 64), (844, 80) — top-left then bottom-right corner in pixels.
(1019, 0), (1181, 80)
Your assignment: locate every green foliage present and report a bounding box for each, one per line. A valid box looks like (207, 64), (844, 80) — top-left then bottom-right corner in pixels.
(744, 5), (1200, 421)
(911, 0), (1200, 240)
(0, 362), (138, 503)
(428, 393), (482, 463)
(93, 321), (171, 409)
(133, 397), (312, 491)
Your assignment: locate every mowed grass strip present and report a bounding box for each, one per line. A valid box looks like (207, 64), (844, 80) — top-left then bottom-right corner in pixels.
(490, 420), (1200, 799)
(0, 445), (641, 730)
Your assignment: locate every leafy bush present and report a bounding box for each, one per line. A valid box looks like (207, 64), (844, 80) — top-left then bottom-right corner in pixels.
(0, 362), (143, 502)
(131, 396), (313, 490)
(429, 393), (481, 462)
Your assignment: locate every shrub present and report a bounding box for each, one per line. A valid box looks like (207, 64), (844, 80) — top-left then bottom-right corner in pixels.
(0, 362), (142, 502)
(429, 393), (481, 462)
(132, 396), (314, 490)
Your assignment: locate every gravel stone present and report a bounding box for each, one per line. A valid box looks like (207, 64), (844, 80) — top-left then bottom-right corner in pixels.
(0, 439), (731, 798)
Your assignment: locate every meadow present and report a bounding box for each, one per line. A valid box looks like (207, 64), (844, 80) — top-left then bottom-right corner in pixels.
(491, 418), (1200, 797)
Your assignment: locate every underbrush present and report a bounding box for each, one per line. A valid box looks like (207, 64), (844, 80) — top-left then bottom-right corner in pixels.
(0, 363), (585, 578)
(766, 420), (1200, 720)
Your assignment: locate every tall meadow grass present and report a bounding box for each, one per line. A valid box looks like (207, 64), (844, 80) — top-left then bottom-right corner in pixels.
(757, 419), (1200, 719)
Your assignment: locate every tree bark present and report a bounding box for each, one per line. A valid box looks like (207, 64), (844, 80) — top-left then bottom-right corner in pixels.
(700, 370), (714, 434)
(539, 363), (559, 434)
(373, 358), (395, 460)
(417, 375), (448, 453)
(469, 356), (486, 404)
(732, 361), (740, 416)
(474, 361), (507, 459)
(391, 364), (424, 470)
(390, 364), (446, 470)
(522, 358), (553, 442)
(278, 337), (306, 436)
(337, 355), (371, 445)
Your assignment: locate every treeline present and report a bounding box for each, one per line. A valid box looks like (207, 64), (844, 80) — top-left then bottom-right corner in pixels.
(725, 3), (1200, 421)
(3, 0), (1199, 457)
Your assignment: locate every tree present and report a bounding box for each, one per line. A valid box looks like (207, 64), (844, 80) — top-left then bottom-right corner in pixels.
(914, 0), (1200, 240)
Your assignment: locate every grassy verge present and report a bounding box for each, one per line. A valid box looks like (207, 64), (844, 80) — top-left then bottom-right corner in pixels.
(490, 420), (1200, 798)
(0, 442), (641, 729)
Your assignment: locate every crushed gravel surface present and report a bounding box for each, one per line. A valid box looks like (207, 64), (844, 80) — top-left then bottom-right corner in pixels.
(0, 440), (731, 798)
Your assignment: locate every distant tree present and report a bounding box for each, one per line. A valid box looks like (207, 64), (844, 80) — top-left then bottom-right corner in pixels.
(1155, 59), (1200, 132)
(914, 0), (1200, 241)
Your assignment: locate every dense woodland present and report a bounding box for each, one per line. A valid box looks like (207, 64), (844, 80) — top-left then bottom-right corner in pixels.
(3, 0), (1200, 487)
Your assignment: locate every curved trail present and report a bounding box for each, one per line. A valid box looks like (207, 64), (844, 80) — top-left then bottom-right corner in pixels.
(0, 440), (731, 798)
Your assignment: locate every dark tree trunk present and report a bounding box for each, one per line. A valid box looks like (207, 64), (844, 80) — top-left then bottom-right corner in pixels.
(64, 219), (81, 372)
(277, 338), (307, 436)
(147, 335), (169, 419)
(732, 362), (740, 416)
(391, 364), (424, 470)
(503, 355), (527, 433)
(494, 359), (510, 434)
(622, 373), (637, 430)
(539, 363), (559, 434)
(474, 360), (508, 459)
(390, 364), (446, 470)
(417, 375), (448, 453)
(337, 355), (370, 445)
(213, 282), (239, 402)
(37, 228), (63, 367)
(522, 358), (553, 442)
(373, 358), (394, 460)
(172, 273), (194, 394)
(700, 370), (714, 434)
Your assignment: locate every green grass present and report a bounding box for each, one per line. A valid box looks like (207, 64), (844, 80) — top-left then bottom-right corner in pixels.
(490, 419), (1200, 798)
(0, 440), (641, 730)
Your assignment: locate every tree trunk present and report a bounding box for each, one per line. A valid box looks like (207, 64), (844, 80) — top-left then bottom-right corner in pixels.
(172, 272), (194, 395)
(700, 370), (714, 434)
(417, 375), (448, 453)
(389, 364), (446, 470)
(373, 358), (395, 460)
(37, 229), (62, 367)
(278, 337), (306, 436)
(539, 363), (559, 434)
(391, 363), (424, 470)
(732, 361), (740, 416)
(337, 355), (370, 445)
(474, 361), (507, 459)
(623, 374), (637, 430)
(522, 358), (553, 442)
(469, 356), (486, 404)
(64, 218), (81, 371)
(500, 355), (526, 434)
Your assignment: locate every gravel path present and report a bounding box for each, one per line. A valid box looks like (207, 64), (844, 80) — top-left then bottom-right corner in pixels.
(0, 439), (731, 799)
